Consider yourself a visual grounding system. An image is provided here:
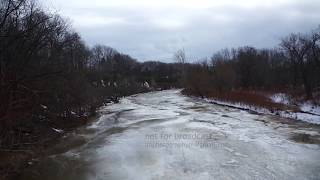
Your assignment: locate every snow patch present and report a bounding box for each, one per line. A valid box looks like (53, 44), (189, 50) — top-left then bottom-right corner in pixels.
(205, 97), (320, 125)
(40, 104), (48, 109)
(143, 81), (150, 88)
(52, 128), (64, 133)
(300, 102), (320, 115)
(269, 93), (290, 105)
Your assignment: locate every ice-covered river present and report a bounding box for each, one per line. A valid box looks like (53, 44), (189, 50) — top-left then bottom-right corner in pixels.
(20, 90), (320, 180)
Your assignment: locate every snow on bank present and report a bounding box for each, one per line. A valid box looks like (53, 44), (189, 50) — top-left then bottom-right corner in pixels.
(279, 111), (320, 124)
(204, 96), (320, 125)
(300, 102), (320, 115)
(270, 93), (320, 114)
(269, 93), (290, 105)
(203, 98), (270, 114)
(269, 93), (320, 124)
(280, 102), (320, 124)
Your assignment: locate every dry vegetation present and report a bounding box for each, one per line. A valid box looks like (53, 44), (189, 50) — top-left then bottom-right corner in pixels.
(183, 88), (301, 112)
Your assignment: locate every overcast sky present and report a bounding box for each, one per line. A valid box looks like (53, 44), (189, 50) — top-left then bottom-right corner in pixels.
(41, 0), (320, 62)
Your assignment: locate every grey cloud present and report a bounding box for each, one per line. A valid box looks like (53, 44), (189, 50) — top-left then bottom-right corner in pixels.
(47, 0), (320, 62)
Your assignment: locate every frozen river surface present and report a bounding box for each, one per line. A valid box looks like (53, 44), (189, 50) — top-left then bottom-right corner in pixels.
(21, 90), (320, 180)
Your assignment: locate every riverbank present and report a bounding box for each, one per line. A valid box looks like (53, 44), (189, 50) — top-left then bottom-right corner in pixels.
(0, 89), (154, 180)
(0, 112), (99, 180)
(182, 88), (320, 124)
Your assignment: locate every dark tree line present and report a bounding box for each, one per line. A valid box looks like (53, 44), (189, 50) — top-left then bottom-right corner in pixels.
(184, 27), (320, 100)
(0, 0), (181, 149)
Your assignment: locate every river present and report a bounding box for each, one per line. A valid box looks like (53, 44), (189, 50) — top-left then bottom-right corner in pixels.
(20, 90), (320, 180)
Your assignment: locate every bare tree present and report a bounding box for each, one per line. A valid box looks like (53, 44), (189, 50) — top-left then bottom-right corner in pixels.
(281, 33), (314, 98)
(310, 27), (320, 68)
(173, 49), (187, 85)
(89, 45), (118, 71)
(0, 0), (26, 29)
(174, 48), (186, 64)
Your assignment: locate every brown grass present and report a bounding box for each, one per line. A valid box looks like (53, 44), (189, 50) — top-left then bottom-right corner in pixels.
(183, 88), (300, 112)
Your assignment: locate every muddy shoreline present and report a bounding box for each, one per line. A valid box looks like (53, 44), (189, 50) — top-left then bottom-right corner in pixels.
(0, 113), (100, 180)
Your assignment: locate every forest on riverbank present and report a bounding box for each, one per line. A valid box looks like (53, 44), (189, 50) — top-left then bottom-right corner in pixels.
(0, 0), (183, 150)
(182, 27), (320, 116)
(0, 0), (183, 178)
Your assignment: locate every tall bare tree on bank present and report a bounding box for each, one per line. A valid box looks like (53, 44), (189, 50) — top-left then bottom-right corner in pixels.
(174, 49), (187, 85)
(280, 31), (319, 99)
(310, 27), (320, 69)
